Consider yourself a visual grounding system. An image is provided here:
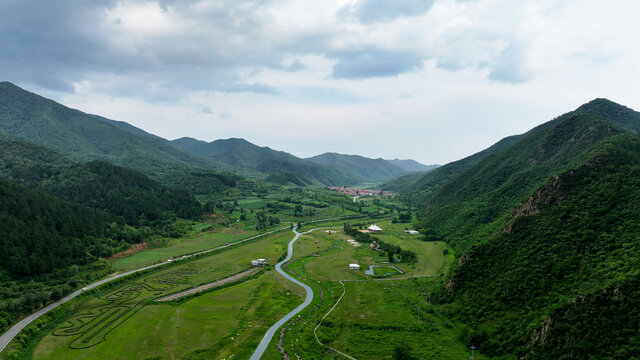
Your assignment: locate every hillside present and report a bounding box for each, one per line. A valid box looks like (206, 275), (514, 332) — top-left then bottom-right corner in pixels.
(307, 152), (407, 183)
(408, 99), (640, 358)
(0, 138), (202, 225)
(418, 113), (623, 251)
(171, 137), (362, 186)
(0, 82), (223, 182)
(438, 132), (640, 358)
(386, 159), (439, 172)
(411, 98), (640, 201)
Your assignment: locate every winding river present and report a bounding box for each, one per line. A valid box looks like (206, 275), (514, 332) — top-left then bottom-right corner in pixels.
(249, 226), (315, 360)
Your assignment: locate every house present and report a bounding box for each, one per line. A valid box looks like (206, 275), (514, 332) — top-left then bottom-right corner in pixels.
(250, 258), (267, 266)
(404, 230), (420, 235)
(368, 224), (382, 232)
(349, 264), (360, 270)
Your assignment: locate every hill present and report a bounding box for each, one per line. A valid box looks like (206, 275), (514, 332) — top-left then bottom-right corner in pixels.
(410, 98), (640, 201)
(0, 138), (202, 226)
(386, 159), (439, 172)
(0, 82), (223, 182)
(412, 99), (640, 358)
(171, 137), (362, 186)
(306, 152), (407, 183)
(438, 132), (640, 358)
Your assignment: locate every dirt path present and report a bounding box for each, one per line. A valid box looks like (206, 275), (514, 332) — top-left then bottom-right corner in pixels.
(155, 268), (261, 302)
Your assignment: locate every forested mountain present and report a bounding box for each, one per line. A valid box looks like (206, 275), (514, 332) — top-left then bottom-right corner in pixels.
(0, 177), (113, 276)
(306, 152), (408, 183)
(379, 171), (429, 194)
(172, 137), (364, 186)
(411, 98), (640, 201)
(386, 158), (439, 172)
(0, 138), (202, 225)
(414, 99), (640, 358)
(0, 82), (223, 182)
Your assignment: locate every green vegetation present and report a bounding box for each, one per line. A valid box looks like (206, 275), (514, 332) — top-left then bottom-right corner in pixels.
(438, 133), (640, 358)
(0, 82), (230, 184)
(25, 230), (299, 360)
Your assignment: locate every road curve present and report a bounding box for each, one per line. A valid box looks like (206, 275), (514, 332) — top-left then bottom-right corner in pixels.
(0, 226), (289, 354)
(249, 226), (315, 360)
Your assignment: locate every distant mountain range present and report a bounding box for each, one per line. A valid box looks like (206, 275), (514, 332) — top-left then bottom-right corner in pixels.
(170, 137), (438, 186)
(0, 81), (435, 187)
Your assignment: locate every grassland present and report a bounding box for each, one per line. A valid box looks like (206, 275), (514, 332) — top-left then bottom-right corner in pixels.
(30, 230), (304, 360)
(258, 220), (480, 360)
(111, 225), (265, 272)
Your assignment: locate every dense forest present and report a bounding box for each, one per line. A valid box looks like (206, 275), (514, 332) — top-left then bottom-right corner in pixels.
(402, 100), (640, 359)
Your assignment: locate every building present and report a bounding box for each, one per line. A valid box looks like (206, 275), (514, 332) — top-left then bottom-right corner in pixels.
(349, 264), (360, 270)
(404, 230), (420, 235)
(250, 258), (267, 266)
(368, 224), (382, 232)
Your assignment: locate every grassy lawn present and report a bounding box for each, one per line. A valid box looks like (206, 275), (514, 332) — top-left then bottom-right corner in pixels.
(315, 280), (489, 360)
(32, 231), (304, 360)
(111, 225), (265, 272)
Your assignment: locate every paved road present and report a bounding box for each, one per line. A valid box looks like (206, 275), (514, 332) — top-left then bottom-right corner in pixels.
(0, 226), (289, 354)
(249, 226), (315, 360)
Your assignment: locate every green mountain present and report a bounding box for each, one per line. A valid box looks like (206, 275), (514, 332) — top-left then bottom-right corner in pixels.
(386, 159), (439, 172)
(411, 98), (640, 201)
(413, 99), (640, 358)
(0, 138), (202, 226)
(379, 171), (429, 194)
(171, 137), (362, 186)
(0, 82), (223, 181)
(306, 152), (408, 183)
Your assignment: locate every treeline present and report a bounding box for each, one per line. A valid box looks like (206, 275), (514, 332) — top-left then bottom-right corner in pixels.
(344, 224), (416, 263)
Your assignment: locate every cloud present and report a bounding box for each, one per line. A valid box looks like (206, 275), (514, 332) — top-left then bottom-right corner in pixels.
(329, 48), (424, 79)
(286, 59), (306, 72)
(0, 0), (286, 97)
(338, 0), (435, 24)
(201, 106), (213, 114)
(488, 42), (530, 84)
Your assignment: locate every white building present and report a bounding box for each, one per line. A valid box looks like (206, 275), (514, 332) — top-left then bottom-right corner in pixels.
(251, 258), (267, 266)
(349, 264), (360, 270)
(368, 224), (382, 232)
(405, 230), (420, 235)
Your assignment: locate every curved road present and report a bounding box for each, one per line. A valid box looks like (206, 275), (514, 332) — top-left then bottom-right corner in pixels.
(0, 226), (290, 354)
(249, 226), (315, 360)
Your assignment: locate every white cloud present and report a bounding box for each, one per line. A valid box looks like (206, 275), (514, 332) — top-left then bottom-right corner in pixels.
(2, 0), (640, 164)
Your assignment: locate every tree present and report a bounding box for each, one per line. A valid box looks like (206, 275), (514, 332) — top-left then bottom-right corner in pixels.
(392, 343), (416, 360)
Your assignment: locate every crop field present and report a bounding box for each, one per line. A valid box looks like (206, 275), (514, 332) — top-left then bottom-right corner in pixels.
(31, 231), (304, 360)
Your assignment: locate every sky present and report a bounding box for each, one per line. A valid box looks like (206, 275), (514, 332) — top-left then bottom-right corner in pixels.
(1, 0), (639, 165)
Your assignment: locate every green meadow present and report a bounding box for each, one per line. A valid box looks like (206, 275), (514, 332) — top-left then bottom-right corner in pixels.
(31, 231), (303, 360)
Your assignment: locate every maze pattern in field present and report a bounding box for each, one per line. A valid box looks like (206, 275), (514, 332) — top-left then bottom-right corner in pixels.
(52, 268), (199, 349)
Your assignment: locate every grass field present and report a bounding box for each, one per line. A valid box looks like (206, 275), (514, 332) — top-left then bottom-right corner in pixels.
(111, 225), (265, 272)
(258, 223), (478, 360)
(31, 230), (304, 360)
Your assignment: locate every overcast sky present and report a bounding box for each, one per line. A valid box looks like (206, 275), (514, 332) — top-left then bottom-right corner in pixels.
(1, 0), (639, 165)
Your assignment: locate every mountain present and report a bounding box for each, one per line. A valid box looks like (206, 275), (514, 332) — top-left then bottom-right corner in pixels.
(171, 137), (362, 186)
(0, 138), (202, 225)
(0, 82), (224, 182)
(306, 152), (407, 183)
(379, 171), (429, 194)
(410, 98), (640, 202)
(386, 159), (439, 172)
(413, 99), (640, 358)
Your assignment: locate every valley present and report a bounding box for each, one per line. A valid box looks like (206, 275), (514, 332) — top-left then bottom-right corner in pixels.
(1, 83), (640, 360)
